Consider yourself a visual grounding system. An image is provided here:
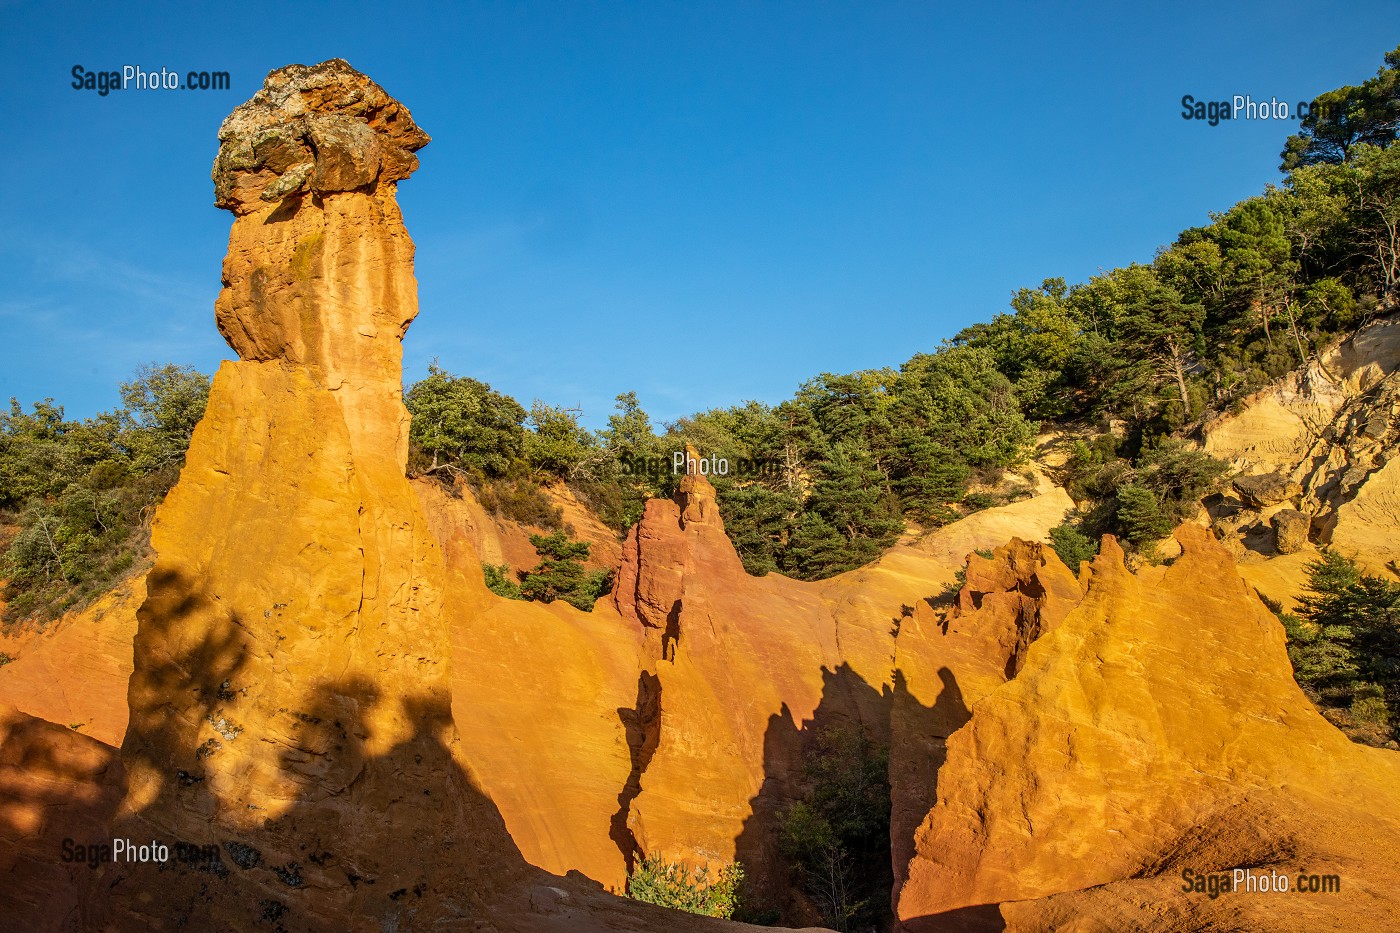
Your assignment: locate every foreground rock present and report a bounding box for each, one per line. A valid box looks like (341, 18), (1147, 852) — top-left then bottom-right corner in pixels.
(0, 705), (124, 931)
(896, 525), (1400, 931)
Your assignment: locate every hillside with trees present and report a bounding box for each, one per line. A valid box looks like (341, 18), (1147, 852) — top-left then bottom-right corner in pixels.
(3, 45), (1398, 616)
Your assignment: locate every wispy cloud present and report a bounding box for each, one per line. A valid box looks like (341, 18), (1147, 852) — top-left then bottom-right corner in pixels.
(0, 229), (211, 313)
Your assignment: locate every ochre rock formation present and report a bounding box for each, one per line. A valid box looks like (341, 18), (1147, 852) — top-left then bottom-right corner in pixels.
(896, 524), (1400, 931)
(414, 477), (643, 891)
(10, 52), (1395, 933)
(0, 577), (142, 747)
(106, 59), (520, 929)
(889, 536), (1083, 897)
(600, 451), (1074, 914)
(88, 60), (793, 933)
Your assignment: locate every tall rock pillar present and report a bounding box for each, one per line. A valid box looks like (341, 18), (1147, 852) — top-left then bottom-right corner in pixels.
(108, 60), (524, 931)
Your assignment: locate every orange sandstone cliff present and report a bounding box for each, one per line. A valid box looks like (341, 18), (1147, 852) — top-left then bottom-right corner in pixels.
(895, 525), (1400, 931)
(85, 60), (796, 933)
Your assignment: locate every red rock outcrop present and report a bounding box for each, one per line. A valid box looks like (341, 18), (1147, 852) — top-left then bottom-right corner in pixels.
(604, 449), (1075, 916)
(896, 524), (1400, 931)
(611, 449), (866, 909)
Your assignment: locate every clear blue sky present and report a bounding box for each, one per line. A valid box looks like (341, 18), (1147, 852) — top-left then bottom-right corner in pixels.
(1, 1), (1396, 429)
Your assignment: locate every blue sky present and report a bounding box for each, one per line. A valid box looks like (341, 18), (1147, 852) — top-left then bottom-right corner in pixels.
(1, 1), (1396, 429)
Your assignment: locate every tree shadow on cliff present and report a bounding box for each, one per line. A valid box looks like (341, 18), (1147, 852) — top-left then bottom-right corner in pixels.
(612, 670), (661, 874)
(731, 663), (979, 933)
(889, 667), (999, 933)
(97, 564), (543, 931)
(733, 663), (896, 931)
(889, 666), (969, 878)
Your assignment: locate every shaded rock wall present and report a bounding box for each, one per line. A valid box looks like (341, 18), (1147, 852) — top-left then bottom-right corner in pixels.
(0, 705), (125, 932)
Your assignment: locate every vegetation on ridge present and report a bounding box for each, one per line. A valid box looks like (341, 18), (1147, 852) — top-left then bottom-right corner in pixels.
(0, 364), (210, 623)
(482, 531), (614, 611)
(404, 44), (1400, 579)
(4, 45), (1399, 620)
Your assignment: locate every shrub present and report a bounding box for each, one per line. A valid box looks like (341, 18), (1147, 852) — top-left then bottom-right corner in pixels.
(478, 477), (563, 530)
(962, 491), (998, 511)
(1351, 683), (1390, 726)
(779, 725), (890, 931)
(518, 532), (613, 611)
(482, 563), (522, 600)
(627, 854), (743, 919)
(1114, 484), (1172, 548)
(1049, 523), (1098, 570)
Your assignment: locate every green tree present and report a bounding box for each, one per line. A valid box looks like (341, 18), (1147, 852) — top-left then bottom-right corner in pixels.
(0, 399), (80, 508)
(1280, 45), (1400, 170)
(1118, 272), (1205, 422)
(1347, 143), (1400, 302)
(119, 364), (212, 472)
(518, 532), (613, 611)
(482, 563), (522, 599)
(522, 401), (600, 479)
(2, 364), (211, 622)
(1049, 523), (1098, 571)
(601, 391), (657, 465)
(779, 726), (890, 932)
(1114, 483), (1171, 548)
(958, 278), (1082, 417)
(1133, 440), (1227, 520)
(405, 364), (526, 476)
(1288, 551), (1400, 734)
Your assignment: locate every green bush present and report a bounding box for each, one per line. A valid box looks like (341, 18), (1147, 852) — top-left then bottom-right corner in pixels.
(482, 564), (522, 600)
(626, 854), (743, 919)
(518, 532), (613, 611)
(779, 725), (890, 932)
(1351, 684), (1390, 726)
(478, 477), (564, 530)
(1049, 523), (1098, 570)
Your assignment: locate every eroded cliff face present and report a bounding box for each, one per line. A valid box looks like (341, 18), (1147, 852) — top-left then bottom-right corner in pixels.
(1206, 315), (1400, 580)
(895, 525), (1400, 931)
